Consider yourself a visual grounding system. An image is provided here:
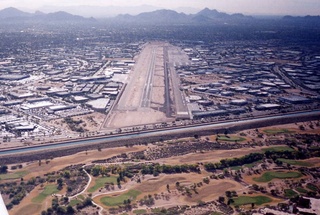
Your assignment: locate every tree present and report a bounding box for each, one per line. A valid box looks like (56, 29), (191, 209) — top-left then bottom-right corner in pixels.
(0, 165), (8, 174)
(66, 205), (75, 214)
(225, 191), (232, 198)
(218, 196), (225, 203)
(227, 198), (234, 205)
(175, 181), (180, 187)
(64, 171), (71, 179)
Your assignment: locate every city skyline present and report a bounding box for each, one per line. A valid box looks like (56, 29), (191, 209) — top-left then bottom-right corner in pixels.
(0, 0), (319, 16)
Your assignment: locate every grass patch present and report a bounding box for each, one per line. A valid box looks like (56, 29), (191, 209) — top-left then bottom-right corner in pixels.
(211, 212), (223, 215)
(101, 190), (141, 207)
(253, 171), (302, 183)
(244, 160), (263, 168)
(262, 146), (295, 152)
(225, 159), (263, 171)
(233, 196), (272, 206)
(296, 187), (308, 194)
(69, 199), (82, 207)
(88, 176), (117, 192)
(284, 189), (298, 198)
(278, 159), (313, 167)
(306, 183), (319, 192)
(77, 194), (85, 200)
(133, 209), (147, 214)
(263, 128), (295, 134)
(229, 166), (242, 171)
(0, 171), (28, 180)
(217, 136), (246, 142)
(32, 184), (59, 203)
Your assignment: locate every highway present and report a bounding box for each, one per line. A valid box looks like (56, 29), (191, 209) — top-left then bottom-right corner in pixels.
(0, 110), (319, 156)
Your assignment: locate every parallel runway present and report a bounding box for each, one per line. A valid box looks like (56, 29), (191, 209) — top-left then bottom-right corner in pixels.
(0, 110), (319, 156)
(141, 48), (156, 108)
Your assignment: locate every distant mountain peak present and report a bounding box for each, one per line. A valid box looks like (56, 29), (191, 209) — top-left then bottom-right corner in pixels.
(0, 7), (31, 18)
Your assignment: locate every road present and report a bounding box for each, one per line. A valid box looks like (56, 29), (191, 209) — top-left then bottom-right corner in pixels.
(0, 110), (319, 157)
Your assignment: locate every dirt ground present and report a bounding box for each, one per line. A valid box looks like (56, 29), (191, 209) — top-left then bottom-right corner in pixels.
(21, 145), (146, 180)
(182, 180), (242, 203)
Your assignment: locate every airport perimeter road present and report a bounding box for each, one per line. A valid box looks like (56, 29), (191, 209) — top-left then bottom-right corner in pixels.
(0, 110), (319, 157)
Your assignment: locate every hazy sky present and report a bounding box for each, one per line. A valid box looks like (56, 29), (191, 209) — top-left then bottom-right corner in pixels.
(0, 0), (319, 15)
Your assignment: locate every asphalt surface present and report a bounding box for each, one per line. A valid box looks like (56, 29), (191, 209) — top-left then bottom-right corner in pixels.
(141, 47), (156, 108)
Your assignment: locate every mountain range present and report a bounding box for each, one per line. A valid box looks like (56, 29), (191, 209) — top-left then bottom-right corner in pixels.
(108, 8), (253, 25)
(0, 7), (95, 22)
(0, 7), (318, 25)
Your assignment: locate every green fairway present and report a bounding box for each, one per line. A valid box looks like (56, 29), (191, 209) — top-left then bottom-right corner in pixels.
(229, 166), (242, 171)
(88, 176), (117, 192)
(253, 171), (302, 182)
(284, 189), (298, 198)
(306, 183), (319, 192)
(77, 194), (85, 200)
(211, 212), (223, 215)
(278, 159), (313, 167)
(217, 136), (246, 142)
(262, 146), (295, 152)
(69, 199), (82, 207)
(263, 128), (295, 134)
(244, 160), (263, 168)
(227, 159), (262, 171)
(296, 187), (308, 194)
(32, 184), (59, 203)
(100, 190), (141, 206)
(233, 196), (272, 206)
(0, 171), (28, 180)
(133, 209), (147, 214)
